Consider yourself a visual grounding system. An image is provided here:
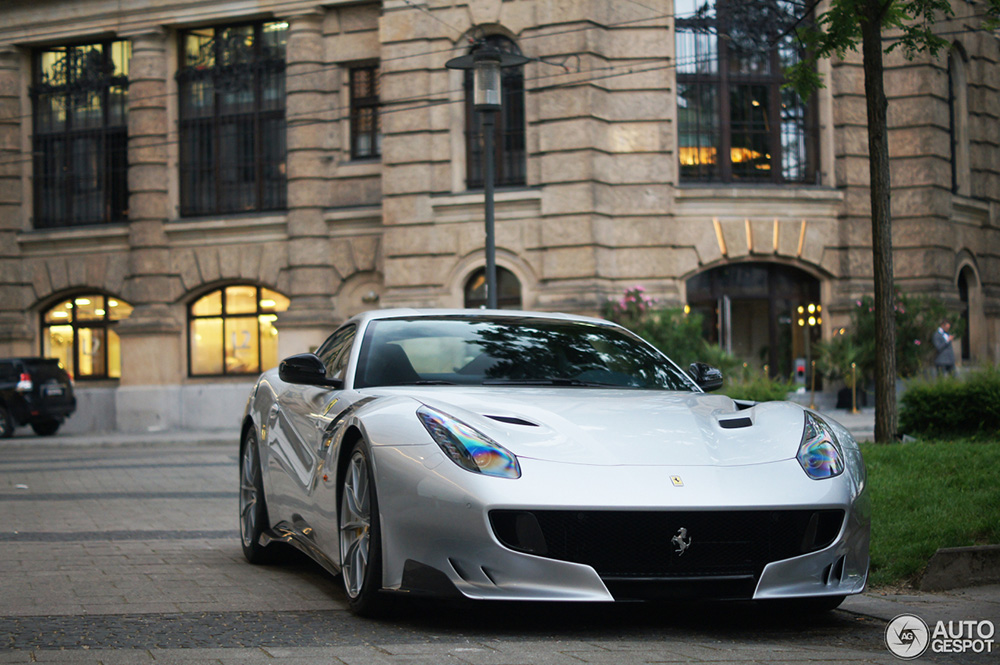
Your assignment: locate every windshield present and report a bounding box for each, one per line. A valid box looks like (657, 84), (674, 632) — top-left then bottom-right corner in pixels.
(354, 316), (698, 391)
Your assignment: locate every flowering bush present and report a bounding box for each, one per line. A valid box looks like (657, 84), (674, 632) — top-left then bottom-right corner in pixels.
(601, 287), (706, 370)
(828, 292), (961, 383)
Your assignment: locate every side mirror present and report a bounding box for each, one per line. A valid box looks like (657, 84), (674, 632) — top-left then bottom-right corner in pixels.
(689, 362), (723, 392)
(279, 353), (343, 388)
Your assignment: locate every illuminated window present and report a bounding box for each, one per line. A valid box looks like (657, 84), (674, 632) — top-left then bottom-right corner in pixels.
(41, 294), (134, 379)
(188, 285), (289, 376)
(31, 40), (130, 228)
(675, 1), (817, 183)
(177, 21), (288, 216)
(464, 267), (522, 309)
(464, 36), (526, 189)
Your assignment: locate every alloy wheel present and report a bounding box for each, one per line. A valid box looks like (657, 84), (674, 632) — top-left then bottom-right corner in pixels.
(340, 449), (371, 598)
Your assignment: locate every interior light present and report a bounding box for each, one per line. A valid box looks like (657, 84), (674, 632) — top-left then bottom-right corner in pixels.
(74, 298), (91, 306)
(797, 306), (804, 314)
(52, 311), (69, 318)
(807, 304), (816, 314)
(798, 318), (805, 327)
(109, 300), (118, 307)
(259, 299), (276, 308)
(95, 309), (106, 316)
(808, 316), (817, 326)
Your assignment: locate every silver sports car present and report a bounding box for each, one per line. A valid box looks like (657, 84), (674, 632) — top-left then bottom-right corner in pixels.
(239, 309), (869, 616)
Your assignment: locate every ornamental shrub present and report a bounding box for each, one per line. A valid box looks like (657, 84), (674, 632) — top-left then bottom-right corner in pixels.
(601, 287), (706, 370)
(899, 366), (1000, 438)
(603, 287), (790, 400)
(823, 292), (961, 384)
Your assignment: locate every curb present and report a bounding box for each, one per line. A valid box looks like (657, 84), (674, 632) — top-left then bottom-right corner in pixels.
(919, 545), (1000, 591)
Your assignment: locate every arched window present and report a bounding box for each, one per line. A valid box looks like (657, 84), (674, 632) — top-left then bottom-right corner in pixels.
(42, 294), (134, 379)
(464, 35), (526, 189)
(188, 285), (289, 376)
(958, 268), (971, 361)
(464, 267), (522, 309)
(948, 45), (971, 196)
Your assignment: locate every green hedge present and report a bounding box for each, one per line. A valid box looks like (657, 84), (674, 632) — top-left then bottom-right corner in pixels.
(899, 366), (1000, 438)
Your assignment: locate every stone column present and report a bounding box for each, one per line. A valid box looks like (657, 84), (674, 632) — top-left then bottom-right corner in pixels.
(115, 30), (183, 432)
(0, 47), (32, 356)
(277, 10), (340, 357)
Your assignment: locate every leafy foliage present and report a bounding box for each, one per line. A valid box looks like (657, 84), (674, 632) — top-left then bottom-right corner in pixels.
(602, 287), (791, 401)
(601, 287), (706, 370)
(785, 0), (965, 100)
(816, 292), (960, 385)
(899, 366), (1000, 438)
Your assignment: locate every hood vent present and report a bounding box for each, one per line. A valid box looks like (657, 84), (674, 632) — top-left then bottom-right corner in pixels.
(718, 416), (753, 429)
(485, 414), (539, 427)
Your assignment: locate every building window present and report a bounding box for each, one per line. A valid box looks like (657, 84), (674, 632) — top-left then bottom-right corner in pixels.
(188, 285), (290, 376)
(675, 1), (817, 184)
(948, 45), (970, 196)
(464, 267), (522, 309)
(42, 295), (134, 379)
(349, 65), (381, 159)
(177, 22), (288, 216)
(30, 41), (130, 229)
(464, 36), (526, 189)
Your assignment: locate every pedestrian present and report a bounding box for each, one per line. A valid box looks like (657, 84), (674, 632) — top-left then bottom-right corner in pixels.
(932, 320), (956, 376)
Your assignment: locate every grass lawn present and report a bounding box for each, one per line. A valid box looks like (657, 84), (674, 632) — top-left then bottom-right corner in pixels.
(860, 439), (1000, 588)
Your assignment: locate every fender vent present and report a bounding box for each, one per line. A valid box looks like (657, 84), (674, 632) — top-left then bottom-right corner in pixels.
(485, 415), (538, 427)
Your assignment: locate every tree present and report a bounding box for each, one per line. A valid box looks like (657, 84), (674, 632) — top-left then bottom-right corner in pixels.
(785, 0), (1000, 442)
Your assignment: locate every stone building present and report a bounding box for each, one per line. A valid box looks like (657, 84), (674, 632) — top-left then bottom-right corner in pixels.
(0, 0), (997, 433)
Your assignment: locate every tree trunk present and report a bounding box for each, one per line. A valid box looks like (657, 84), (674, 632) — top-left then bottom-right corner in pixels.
(861, 4), (897, 443)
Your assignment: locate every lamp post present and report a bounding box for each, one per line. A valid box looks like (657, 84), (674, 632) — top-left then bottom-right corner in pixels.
(797, 303), (822, 407)
(446, 42), (528, 309)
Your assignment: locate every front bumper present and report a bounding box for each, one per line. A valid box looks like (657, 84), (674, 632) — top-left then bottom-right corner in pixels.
(373, 445), (870, 602)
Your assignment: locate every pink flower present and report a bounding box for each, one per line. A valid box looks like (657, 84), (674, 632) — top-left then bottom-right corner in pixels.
(856, 300), (862, 307)
(914, 340), (921, 345)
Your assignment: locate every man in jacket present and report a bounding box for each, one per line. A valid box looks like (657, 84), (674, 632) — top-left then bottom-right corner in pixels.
(932, 321), (956, 376)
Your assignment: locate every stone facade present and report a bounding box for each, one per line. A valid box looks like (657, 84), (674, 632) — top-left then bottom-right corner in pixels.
(0, 0), (997, 432)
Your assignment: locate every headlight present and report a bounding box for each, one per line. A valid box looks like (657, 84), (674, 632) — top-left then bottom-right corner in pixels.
(417, 406), (521, 479)
(797, 412), (845, 480)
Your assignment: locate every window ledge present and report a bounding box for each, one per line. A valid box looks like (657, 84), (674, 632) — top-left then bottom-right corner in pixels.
(17, 224), (130, 256)
(166, 213), (288, 246)
(431, 188), (542, 224)
(674, 185), (844, 220)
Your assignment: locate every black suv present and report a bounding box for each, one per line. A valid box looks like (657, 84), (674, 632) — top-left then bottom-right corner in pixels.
(0, 358), (76, 437)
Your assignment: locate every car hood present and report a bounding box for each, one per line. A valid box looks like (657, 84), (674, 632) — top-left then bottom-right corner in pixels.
(377, 387), (807, 467)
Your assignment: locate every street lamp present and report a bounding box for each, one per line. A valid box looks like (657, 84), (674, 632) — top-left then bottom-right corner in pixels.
(797, 303), (822, 408)
(446, 42), (529, 309)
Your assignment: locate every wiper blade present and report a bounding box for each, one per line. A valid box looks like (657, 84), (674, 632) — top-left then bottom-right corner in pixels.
(481, 378), (620, 388)
(411, 380), (456, 385)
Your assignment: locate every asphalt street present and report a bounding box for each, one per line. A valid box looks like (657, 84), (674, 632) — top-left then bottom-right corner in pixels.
(0, 432), (996, 664)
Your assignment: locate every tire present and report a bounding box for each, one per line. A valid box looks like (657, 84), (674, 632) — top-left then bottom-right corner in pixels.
(0, 405), (12, 438)
(30, 419), (60, 437)
(339, 440), (387, 616)
(239, 429), (281, 564)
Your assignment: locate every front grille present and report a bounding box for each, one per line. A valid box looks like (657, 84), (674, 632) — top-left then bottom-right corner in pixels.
(490, 509), (844, 594)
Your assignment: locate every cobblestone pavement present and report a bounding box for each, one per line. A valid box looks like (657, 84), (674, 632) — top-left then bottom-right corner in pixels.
(0, 439), (992, 664)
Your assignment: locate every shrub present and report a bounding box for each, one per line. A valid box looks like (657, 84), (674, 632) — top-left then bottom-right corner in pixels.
(845, 293), (961, 383)
(722, 374), (796, 402)
(899, 366), (1000, 438)
(602, 287), (707, 369)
